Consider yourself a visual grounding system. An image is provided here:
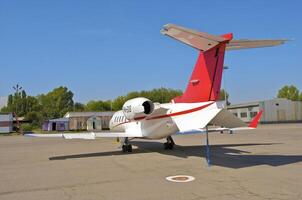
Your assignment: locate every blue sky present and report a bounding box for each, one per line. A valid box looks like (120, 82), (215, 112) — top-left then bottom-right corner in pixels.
(0, 0), (301, 104)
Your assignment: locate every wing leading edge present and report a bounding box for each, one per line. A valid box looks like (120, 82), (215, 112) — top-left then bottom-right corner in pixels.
(25, 131), (143, 140)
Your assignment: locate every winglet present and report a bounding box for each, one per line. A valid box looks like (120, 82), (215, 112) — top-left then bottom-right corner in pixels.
(248, 110), (263, 128)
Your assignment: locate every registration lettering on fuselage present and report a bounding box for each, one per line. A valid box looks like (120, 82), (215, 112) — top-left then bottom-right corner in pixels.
(123, 105), (132, 113)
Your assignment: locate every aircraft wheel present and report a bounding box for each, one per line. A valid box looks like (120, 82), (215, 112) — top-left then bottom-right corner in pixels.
(127, 144), (132, 152)
(122, 144), (132, 153)
(164, 142), (174, 150)
(164, 142), (169, 150)
(168, 143), (174, 150)
(122, 145), (127, 153)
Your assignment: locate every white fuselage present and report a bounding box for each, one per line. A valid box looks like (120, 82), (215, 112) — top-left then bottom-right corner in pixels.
(109, 101), (223, 139)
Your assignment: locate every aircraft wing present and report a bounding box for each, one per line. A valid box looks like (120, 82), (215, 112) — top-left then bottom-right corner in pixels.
(25, 131), (143, 140)
(226, 39), (288, 50)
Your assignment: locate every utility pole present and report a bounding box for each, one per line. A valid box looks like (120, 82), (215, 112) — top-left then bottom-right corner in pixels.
(12, 83), (22, 114)
(12, 83), (23, 134)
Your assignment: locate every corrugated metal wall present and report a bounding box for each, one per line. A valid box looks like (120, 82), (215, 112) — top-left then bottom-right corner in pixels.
(228, 98), (302, 123)
(260, 98), (302, 123)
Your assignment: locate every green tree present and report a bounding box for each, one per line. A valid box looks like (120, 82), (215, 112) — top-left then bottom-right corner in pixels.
(85, 100), (111, 111)
(26, 96), (42, 112)
(85, 101), (99, 111)
(102, 100), (112, 111)
(38, 86), (74, 118)
(110, 88), (182, 111)
(219, 89), (230, 105)
(277, 85), (300, 101)
(25, 111), (43, 128)
(7, 94), (13, 107)
(1, 89), (41, 116)
(74, 102), (85, 111)
(1, 86), (77, 129)
(1, 87), (44, 130)
(112, 96), (126, 111)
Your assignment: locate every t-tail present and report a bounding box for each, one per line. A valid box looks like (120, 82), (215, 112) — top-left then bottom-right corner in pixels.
(161, 24), (287, 103)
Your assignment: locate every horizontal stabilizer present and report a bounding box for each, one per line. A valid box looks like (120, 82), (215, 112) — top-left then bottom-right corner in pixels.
(161, 24), (231, 51)
(210, 109), (247, 128)
(177, 110), (263, 135)
(171, 102), (220, 132)
(226, 39), (288, 50)
(161, 24), (287, 51)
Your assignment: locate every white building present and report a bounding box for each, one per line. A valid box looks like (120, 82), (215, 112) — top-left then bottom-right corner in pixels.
(227, 98), (302, 123)
(64, 112), (114, 130)
(0, 113), (13, 133)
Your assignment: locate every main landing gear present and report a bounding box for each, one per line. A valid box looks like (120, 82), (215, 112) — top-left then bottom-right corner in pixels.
(164, 136), (175, 150)
(121, 137), (132, 153)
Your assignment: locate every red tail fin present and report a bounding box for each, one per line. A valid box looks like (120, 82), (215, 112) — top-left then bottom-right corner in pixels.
(173, 42), (228, 103)
(161, 24), (286, 103)
(161, 24), (232, 103)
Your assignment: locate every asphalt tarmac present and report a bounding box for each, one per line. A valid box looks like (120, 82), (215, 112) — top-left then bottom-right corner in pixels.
(0, 124), (302, 200)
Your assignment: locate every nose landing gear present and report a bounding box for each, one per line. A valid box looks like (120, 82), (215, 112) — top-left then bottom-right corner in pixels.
(121, 137), (132, 153)
(122, 144), (132, 152)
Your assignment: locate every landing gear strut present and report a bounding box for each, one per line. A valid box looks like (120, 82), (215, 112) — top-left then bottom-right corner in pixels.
(121, 137), (132, 153)
(205, 126), (211, 166)
(164, 136), (175, 150)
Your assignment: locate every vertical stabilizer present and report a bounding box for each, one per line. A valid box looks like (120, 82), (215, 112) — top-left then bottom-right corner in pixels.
(161, 24), (232, 103)
(173, 42), (228, 103)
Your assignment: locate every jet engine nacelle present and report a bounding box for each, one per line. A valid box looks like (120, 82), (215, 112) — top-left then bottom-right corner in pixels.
(122, 97), (154, 120)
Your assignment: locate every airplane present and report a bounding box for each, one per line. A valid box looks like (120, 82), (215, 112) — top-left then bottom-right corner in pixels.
(26, 24), (286, 164)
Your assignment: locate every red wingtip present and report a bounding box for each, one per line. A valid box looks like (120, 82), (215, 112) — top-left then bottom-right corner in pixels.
(249, 110), (263, 128)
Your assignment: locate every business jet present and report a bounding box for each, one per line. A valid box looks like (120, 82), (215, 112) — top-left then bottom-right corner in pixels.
(27, 24), (286, 163)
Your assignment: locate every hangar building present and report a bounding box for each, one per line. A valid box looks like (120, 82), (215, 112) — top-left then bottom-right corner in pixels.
(42, 118), (69, 131)
(227, 98), (302, 123)
(64, 112), (114, 131)
(43, 112), (114, 131)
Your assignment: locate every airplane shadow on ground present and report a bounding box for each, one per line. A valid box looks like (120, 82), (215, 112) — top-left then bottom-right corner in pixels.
(49, 141), (302, 169)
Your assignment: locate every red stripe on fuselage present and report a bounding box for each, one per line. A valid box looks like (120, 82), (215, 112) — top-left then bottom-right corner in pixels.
(112, 102), (214, 128)
(146, 102), (214, 120)
(112, 121), (129, 128)
(134, 116), (146, 120)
